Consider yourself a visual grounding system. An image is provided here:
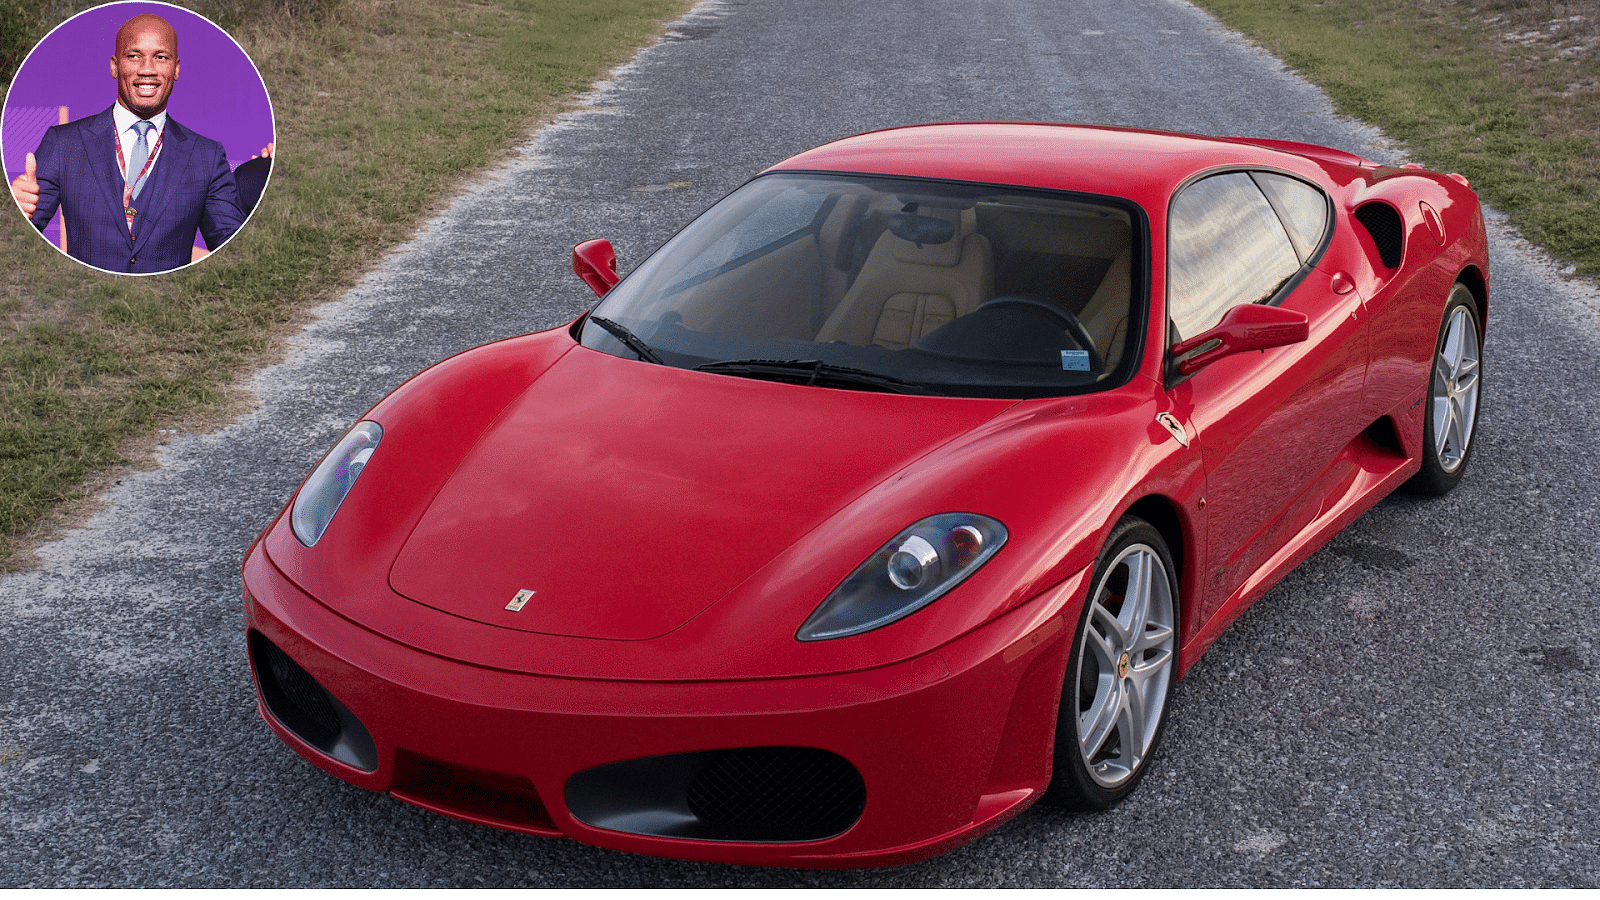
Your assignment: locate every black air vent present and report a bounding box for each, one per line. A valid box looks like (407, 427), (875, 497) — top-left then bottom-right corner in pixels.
(686, 747), (866, 838)
(250, 631), (379, 771)
(566, 746), (867, 843)
(1355, 202), (1404, 268)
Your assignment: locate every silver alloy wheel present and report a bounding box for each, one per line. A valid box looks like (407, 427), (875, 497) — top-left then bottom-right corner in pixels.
(1074, 541), (1177, 789)
(1430, 302), (1481, 474)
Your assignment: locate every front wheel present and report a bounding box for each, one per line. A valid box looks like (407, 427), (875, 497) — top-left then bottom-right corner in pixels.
(1404, 283), (1482, 495)
(1044, 516), (1178, 810)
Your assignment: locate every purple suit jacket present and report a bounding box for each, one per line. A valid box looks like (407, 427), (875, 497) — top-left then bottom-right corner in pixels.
(29, 107), (244, 274)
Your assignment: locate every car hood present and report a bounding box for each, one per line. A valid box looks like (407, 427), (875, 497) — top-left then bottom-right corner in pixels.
(388, 347), (1012, 640)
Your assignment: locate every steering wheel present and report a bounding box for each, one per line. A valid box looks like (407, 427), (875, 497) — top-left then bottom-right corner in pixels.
(978, 295), (1103, 372)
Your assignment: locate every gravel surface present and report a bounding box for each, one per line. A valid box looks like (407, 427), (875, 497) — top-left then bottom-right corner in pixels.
(2, 0), (1597, 887)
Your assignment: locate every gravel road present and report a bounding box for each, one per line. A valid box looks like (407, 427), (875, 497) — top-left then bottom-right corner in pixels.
(2, 0), (1597, 886)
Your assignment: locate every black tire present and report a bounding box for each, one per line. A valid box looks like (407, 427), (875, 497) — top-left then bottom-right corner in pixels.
(1403, 283), (1482, 496)
(1044, 516), (1179, 810)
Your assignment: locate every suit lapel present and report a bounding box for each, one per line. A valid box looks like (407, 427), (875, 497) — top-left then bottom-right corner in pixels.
(79, 109), (128, 243)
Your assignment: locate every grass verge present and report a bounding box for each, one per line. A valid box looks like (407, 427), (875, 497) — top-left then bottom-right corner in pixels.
(1190, 0), (1599, 277)
(0, 0), (690, 568)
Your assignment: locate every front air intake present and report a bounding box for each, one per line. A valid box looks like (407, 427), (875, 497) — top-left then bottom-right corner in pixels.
(250, 631), (378, 772)
(567, 747), (866, 843)
(686, 746), (866, 839)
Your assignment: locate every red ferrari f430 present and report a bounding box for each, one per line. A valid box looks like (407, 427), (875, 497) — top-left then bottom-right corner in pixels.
(244, 123), (1488, 867)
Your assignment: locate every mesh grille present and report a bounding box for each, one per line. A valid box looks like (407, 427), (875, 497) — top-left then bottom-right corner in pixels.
(1355, 202), (1404, 268)
(260, 637), (341, 745)
(686, 747), (865, 839)
(250, 631), (377, 772)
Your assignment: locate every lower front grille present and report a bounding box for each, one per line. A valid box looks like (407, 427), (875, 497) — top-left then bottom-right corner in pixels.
(250, 631), (379, 772)
(567, 747), (865, 843)
(687, 747), (865, 839)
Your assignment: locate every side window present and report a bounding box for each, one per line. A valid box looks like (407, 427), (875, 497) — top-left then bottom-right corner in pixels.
(1167, 172), (1301, 341)
(1253, 172), (1330, 263)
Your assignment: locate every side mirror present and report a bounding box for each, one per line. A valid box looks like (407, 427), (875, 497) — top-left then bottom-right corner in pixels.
(573, 239), (620, 297)
(1171, 303), (1309, 375)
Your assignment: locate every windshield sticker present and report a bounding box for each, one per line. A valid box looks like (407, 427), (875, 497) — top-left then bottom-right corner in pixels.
(1061, 350), (1091, 372)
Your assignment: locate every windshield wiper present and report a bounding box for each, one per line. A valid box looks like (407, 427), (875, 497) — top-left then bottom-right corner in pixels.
(694, 359), (935, 395)
(588, 316), (663, 364)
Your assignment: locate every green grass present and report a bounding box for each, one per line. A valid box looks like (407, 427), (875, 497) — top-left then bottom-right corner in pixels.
(0, 0), (690, 566)
(1190, 0), (1599, 277)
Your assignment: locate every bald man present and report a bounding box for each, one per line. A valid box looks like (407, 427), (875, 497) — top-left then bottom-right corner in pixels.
(9, 14), (245, 274)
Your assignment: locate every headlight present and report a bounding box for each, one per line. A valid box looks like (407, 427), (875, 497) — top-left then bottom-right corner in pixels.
(797, 513), (1007, 641)
(291, 421), (383, 547)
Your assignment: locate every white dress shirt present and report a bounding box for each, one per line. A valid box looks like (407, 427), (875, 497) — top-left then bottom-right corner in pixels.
(111, 103), (168, 182)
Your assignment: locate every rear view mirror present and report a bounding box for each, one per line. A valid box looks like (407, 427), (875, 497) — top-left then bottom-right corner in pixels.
(1171, 303), (1309, 375)
(573, 239), (620, 297)
(888, 211), (956, 246)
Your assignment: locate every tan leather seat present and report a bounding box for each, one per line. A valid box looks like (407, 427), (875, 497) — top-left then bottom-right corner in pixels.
(816, 207), (993, 349)
(1078, 249), (1132, 371)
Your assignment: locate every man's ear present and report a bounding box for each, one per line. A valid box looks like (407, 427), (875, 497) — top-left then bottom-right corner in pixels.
(109, 56), (117, 78)
(173, 59), (180, 80)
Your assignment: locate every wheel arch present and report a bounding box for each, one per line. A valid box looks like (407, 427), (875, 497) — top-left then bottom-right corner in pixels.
(1122, 493), (1187, 604)
(1454, 264), (1488, 338)
(1121, 493), (1210, 679)
(1122, 495), (1184, 573)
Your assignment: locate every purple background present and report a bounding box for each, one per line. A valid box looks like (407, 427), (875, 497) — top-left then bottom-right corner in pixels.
(1, 1), (275, 252)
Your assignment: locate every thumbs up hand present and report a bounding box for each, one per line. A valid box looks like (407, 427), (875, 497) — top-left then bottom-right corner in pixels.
(11, 153), (39, 217)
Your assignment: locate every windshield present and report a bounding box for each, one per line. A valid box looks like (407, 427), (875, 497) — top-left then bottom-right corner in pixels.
(580, 173), (1144, 398)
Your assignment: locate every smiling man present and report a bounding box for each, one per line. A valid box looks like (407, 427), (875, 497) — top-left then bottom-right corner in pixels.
(8, 13), (245, 274)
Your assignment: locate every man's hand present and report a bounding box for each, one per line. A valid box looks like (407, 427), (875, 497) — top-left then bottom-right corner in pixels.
(10, 153), (39, 217)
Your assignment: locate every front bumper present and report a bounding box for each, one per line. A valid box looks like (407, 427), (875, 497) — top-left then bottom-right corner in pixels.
(242, 543), (1082, 868)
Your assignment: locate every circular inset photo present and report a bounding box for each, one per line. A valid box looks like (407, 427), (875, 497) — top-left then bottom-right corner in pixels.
(2, 1), (275, 275)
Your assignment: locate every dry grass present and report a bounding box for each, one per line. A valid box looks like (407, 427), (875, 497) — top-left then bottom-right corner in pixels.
(1431, 0), (1600, 145)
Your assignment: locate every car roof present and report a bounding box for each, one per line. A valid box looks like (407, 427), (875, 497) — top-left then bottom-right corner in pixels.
(765, 123), (1370, 207)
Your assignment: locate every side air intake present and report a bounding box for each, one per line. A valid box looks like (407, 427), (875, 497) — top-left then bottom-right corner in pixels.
(1355, 202), (1404, 268)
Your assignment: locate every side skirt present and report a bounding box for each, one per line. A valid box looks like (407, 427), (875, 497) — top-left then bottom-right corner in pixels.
(1178, 428), (1417, 673)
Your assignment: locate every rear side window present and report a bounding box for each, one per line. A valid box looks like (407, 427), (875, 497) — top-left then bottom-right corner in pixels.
(1167, 172), (1306, 341)
(1254, 172), (1330, 263)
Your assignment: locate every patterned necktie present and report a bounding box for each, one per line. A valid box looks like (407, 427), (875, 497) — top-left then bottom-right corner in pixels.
(127, 121), (154, 200)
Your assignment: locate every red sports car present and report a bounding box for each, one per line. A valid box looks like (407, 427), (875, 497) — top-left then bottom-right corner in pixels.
(244, 123), (1487, 868)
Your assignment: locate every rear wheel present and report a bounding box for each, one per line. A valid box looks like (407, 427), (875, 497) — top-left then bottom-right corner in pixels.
(1405, 283), (1482, 495)
(1045, 516), (1178, 810)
